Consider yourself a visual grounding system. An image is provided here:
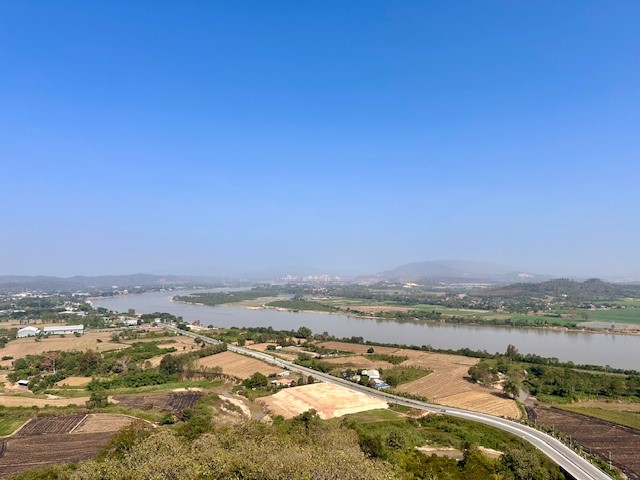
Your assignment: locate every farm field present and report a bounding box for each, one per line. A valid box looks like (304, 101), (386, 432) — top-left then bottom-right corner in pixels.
(258, 383), (388, 419)
(577, 307), (640, 324)
(322, 355), (395, 371)
(55, 376), (92, 387)
(0, 332), (122, 367)
(554, 403), (640, 431)
(530, 406), (640, 480)
(112, 392), (203, 415)
(319, 342), (520, 419)
(0, 395), (90, 408)
(195, 351), (281, 379)
(0, 413), (136, 478)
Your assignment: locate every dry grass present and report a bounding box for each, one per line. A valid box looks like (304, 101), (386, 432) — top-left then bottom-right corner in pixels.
(72, 414), (136, 434)
(0, 395), (90, 408)
(258, 383), (388, 419)
(0, 332), (122, 367)
(195, 351), (282, 379)
(319, 341), (520, 419)
(321, 355), (395, 370)
(55, 376), (92, 387)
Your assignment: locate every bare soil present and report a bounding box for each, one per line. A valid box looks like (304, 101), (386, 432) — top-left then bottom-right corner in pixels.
(112, 392), (203, 414)
(529, 405), (640, 480)
(258, 383), (388, 420)
(196, 351), (282, 379)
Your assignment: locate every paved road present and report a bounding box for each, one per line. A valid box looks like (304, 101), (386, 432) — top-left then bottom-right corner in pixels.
(170, 326), (611, 480)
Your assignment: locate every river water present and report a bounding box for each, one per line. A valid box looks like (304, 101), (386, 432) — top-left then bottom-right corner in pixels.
(90, 290), (640, 370)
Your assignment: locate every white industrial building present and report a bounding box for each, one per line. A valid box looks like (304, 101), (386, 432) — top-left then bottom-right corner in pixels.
(42, 324), (84, 335)
(17, 326), (41, 338)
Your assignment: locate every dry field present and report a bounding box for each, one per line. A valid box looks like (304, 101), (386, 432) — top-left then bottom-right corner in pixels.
(195, 351), (281, 379)
(112, 392), (203, 414)
(55, 376), (92, 387)
(0, 332), (122, 367)
(258, 383), (388, 420)
(245, 343), (299, 361)
(0, 414), (136, 478)
(319, 342), (520, 419)
(0, 395), (90, 408)
(321, 355), (395, 371)
(529, 406), (640, 480)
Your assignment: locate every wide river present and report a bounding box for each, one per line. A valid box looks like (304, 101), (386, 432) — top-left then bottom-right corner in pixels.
(91, 289), (640, 370)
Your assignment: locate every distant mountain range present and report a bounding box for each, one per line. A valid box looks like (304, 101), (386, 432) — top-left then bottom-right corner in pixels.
(0, 274), (223, 293)
(368, 260), (550, 284)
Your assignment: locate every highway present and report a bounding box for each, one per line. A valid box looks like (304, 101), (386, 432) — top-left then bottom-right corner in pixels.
(169, 326), (611, 480)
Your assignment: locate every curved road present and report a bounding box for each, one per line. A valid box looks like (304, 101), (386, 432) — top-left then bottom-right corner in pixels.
(170, 326), (611, 480)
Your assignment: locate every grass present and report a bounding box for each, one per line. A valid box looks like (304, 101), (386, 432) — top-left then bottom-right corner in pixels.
(0, 415), (30, 436)
(575, 308), (640, 324)
(555, 405), (640, 430)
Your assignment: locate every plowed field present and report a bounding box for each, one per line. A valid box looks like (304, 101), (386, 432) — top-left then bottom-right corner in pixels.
(0, 414), (136, 478)
(319, 342), (520, 419)
(112, 392), (202, 414)
(195, 351), (281, 379)
(529, 406), (640, 480)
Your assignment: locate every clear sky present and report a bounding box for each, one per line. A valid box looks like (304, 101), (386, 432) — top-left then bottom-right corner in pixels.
(1, 1), (639, 278)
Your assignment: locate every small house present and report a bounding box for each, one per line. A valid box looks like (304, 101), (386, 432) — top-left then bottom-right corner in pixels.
(17, 326), (41, 338)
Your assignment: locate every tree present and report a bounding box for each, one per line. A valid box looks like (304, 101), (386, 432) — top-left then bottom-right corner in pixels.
(86, 388), (109, 408)
(244, 372), (268, 388)
(503, 378), (520, 399)
(297, 326), (312, 339)
(506, 344), (519, 360)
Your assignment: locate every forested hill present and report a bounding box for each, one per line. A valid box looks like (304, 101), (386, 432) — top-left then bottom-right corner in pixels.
(474, 278), (640, 300)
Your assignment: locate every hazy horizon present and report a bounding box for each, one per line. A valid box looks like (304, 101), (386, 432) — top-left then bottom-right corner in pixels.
(2, 2), (639, 279)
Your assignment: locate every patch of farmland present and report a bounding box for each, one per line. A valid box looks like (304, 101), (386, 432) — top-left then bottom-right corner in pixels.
(195, 351), (281, 379)
(112, 392), (203, 414)
(258, 383), (388, 419)
(530, 406), (640, 480)
(15, 414), (86, 436)
(0, 332), (122, 367)
(321, 355), (394, 370)
(71, 414), (136, 434)
(55, 376), (92, 387)
(0, 395), (90, 408)
(319, 342), (519, 419)
(0, 432), (114, 478)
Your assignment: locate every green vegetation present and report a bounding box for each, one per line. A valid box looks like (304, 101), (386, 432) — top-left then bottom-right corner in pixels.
(555, 405), (640, 430)
(267, 297), (339, 313)
(365, 353), (409, 365)
(342, 409), (565, 480)
(0, 414), (30, 436)
(173, 289), (278, 307)
(383, 366), (431, 387)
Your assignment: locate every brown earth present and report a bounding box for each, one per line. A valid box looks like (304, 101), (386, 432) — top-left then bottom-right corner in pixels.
(112, 392), (203, 414)
(529, 405), (640, 480)
(321, 355), (395, 371)
(258, 383), (388, 419)
(55, 376), (92, 387)
(195, 351), (282, 379)
(0, 414), (137, 478)
(319, 342), (520, 419)
(0, 395), (90, 408)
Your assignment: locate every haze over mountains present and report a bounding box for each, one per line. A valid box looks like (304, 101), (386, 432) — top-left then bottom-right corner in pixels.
(370, 260), (549, 284)
(4, 259), (634, 293)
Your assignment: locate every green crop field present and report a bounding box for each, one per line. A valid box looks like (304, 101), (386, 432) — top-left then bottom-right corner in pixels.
(577, 308), (640, 324)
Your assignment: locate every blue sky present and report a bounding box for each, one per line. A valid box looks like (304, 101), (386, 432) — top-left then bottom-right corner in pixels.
(1, 1), (639, 278)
